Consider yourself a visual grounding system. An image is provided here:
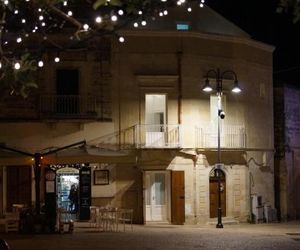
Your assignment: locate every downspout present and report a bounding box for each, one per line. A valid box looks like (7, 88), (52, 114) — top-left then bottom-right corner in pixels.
(177, 51), (183, 125)
(116, 40), (122, 150)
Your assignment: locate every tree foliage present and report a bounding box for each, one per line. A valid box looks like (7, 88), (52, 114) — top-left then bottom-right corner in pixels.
(277, 0), (300, 23)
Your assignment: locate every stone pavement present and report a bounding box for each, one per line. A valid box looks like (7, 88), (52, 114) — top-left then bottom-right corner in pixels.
(1, 221), (300, 250)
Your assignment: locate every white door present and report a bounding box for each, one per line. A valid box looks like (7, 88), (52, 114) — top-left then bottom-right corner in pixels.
(145, 94), (166, 147)
(145, 171), (169, 222)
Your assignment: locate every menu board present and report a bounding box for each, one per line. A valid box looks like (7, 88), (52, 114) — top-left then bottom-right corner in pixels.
(79, 167), (91, 220)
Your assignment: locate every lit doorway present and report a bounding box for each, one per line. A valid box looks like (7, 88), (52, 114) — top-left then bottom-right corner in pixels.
(56, 167), (79, 217)
(145, 94), (167, 147)
(144, 171), (170, 222)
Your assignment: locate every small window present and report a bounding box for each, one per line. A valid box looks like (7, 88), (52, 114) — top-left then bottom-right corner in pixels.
(176, 23), (189, 30)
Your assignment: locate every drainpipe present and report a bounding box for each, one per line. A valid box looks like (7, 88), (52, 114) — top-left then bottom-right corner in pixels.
(177, 51), (182, 125)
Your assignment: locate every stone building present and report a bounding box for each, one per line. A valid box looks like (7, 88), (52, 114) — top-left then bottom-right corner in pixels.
(0, 4), (275, 225)
(274, 84), (300, 221)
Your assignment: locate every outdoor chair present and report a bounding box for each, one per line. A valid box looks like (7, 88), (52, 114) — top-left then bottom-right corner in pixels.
(118, 209), (133, 232)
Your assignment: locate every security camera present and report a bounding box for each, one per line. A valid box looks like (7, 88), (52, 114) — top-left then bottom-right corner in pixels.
(219, 110), (225, 119)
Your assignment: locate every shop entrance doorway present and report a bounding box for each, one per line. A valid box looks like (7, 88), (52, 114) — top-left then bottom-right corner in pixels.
(56, 168), (79, 217)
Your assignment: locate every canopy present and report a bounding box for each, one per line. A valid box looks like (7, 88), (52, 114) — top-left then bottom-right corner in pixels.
(0, 149), (33, 166)
(42, 146), (137, 165)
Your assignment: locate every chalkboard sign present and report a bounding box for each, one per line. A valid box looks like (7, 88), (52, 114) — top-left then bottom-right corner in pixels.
(79, 166), (91, 220)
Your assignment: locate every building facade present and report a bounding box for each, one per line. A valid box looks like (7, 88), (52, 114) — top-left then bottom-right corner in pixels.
(274, 84), (300, 221)
(0, 5), (275, 225)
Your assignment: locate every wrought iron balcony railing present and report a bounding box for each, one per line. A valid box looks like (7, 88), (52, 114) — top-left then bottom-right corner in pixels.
(39, 95), (111, 120)
(135, 124), (182, 148)
(195, 125), (246, 148)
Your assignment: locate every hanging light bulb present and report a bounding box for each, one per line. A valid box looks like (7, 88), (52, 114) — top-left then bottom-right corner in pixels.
(39, 15), (44, 21)
(83, 24), (89, 30)
(14, 62), (21, 70)
(54, 57), (60, 63)
(118, 9), (124, 16)
(0, 62), (2, 69)
(119, 36), (125, 43)
(133, 22), (138, 28)
(16, 37), (22, 43)
(4, 0), (9, 5)
(38, 60), (44, 67)
(187, 7), (192, 12)
(111, 15), (118, 22)
(14, 10), (19, 14)
(21, 19), (26, 24)
(141, 20), (147, 26)
(63, 1), (68, 6)
(95, 16), (102, 23)
(67, 11), (73, 16)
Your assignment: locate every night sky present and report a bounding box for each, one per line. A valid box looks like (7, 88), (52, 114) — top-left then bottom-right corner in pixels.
(206, 0), (300, 85)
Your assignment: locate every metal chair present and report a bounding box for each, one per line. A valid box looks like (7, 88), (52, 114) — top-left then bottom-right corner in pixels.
(118, 209), (133, 232)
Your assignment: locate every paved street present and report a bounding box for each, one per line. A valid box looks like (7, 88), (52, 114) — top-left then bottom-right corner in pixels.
(1, 221), (300, 250)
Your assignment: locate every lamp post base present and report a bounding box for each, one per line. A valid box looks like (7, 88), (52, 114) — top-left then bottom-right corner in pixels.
(216, 223), (223, 228)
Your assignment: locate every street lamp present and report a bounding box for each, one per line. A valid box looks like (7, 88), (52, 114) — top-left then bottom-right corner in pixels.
(202, 68), (241, 228)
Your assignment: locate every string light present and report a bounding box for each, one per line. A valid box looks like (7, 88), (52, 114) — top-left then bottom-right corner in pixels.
(38, 60), (44, 67)
(95, 16), (102, 23)
(0, 0), (207, 69)
(111, 15), (118, 22)
(83, 24), (89, 31)
(14, 62), (21, 70)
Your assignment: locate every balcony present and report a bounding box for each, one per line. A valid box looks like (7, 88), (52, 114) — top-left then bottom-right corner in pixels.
(195, 125), (246, 149)
(39, 95), (111, 120)
(135, 124), (182, 148)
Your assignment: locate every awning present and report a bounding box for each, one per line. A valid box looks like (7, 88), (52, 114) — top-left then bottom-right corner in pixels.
(42, 146), (137, 165)
(0, 149), (33, 166)
(198, 150), (247, 165)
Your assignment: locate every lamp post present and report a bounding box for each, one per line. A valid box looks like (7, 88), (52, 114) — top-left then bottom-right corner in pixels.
(202, 68), (241, 228)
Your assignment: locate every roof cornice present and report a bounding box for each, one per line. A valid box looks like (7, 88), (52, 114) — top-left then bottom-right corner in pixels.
(120, 30), (275, 53)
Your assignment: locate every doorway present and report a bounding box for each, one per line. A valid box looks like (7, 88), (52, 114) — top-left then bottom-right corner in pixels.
(56, 69), (79, 114)
(209, 168), (226, 218)
(145, 94), (167, 147)
(56, 167), (79, 217)
(144, 171), (170, 222)
(6, 166), (32, 212)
